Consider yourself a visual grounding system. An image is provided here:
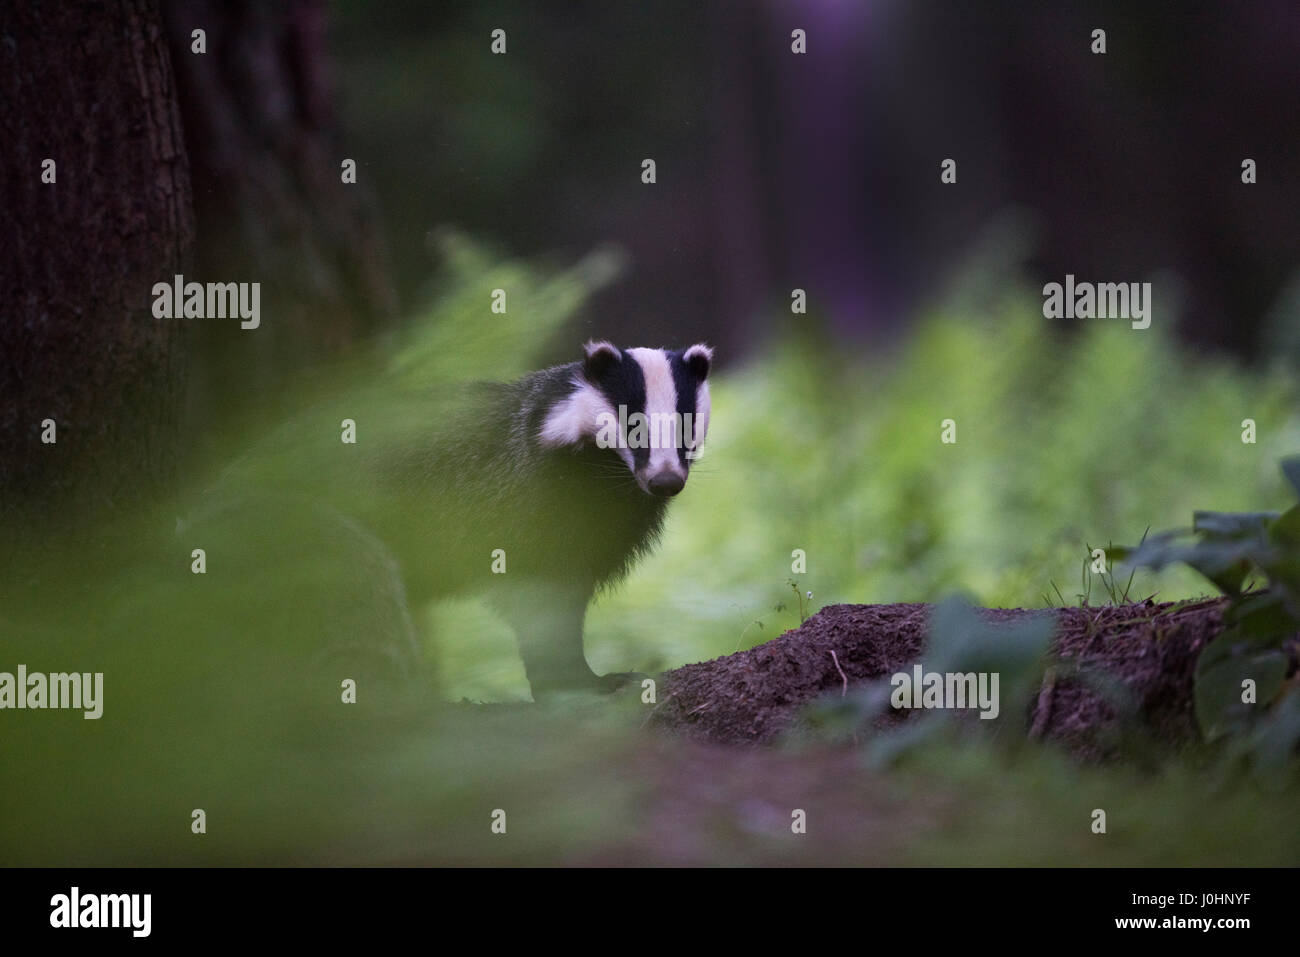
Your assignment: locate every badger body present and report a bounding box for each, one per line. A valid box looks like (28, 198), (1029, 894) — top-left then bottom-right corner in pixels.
(346, 340), (714, 695)
(190, 340), (712, 697)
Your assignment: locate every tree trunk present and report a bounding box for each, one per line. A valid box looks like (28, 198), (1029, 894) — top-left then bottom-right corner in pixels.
(160, 0), (397, 427)
(0, 0), (194, 527)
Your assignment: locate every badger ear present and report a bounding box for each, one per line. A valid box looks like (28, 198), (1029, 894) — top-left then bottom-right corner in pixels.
(583, 340), (621, 380)
(683, 343), (713, 379)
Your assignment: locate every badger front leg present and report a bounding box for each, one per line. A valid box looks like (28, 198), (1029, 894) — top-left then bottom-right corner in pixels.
(493, 580), (626, 697)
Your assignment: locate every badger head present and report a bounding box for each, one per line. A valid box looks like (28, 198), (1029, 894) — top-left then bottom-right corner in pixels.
(540, 341), (713, 497)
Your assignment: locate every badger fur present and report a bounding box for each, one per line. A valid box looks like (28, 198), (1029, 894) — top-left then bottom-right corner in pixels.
(188, 340), (712, 699)
(258, 339), (712, 698)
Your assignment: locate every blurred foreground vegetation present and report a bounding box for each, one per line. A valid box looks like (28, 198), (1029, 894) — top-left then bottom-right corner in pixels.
(3, 243), (1298, 865)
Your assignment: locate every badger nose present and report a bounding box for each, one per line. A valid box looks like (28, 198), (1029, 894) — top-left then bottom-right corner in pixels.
(647, 471), (685, 497)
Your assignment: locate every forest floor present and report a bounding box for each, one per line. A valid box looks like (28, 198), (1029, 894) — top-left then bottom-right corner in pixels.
(424, 597), (1300, 866)
(647, 598), (1237, 756)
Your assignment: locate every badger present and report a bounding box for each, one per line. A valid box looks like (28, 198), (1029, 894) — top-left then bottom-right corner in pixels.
(417, 339), (714, 695)
(186, 339), (712, 700)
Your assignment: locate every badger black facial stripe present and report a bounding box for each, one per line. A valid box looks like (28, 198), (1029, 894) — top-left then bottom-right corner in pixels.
(626, 348), (686, 477)
(669, 350), (701, 467)
(598, 347), (648, 467)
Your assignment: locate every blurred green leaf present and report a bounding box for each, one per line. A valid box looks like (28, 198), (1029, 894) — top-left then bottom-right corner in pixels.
(1224, 591), (1298, 646)
(926, 594), (1056, 684)
(1194, 634), (1289, 742)
(1192, 511), (1278, 538)
(1271, 504), (1300, 546)
(1281, 455), (1300, 499)
(1125, 536), (1261, 594)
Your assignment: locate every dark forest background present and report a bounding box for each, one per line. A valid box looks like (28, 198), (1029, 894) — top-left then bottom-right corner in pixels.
(3, 0), (1298, 524)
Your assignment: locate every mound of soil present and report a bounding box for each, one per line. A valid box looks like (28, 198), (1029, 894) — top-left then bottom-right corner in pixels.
(648, 598), (1265, 758)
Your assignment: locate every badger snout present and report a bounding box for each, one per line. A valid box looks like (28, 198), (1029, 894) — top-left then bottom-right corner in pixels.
(646, 470), (685, 497)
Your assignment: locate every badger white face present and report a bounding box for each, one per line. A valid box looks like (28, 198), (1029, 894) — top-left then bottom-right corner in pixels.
(539, 341), (713, 497)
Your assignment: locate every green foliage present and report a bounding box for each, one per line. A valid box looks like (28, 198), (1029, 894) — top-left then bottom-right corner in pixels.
(390, 230), (625, 390)
(0, 238), (631, 863)
(579, 294), (1299, 696)
(5, 247), (1299, 865)
(924, 595), (1055, 685)
(1119, 456), (1300, 745)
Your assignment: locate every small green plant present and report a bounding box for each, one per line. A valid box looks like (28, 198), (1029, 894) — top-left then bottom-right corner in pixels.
(1042, 536), (1146, 608)
(733, 583), (814, 651)
(1116, 455), (1300, 745)
(788, 580), (813, 624)
(736, 616), (765, 652)
(1084, 538), (1144, 605)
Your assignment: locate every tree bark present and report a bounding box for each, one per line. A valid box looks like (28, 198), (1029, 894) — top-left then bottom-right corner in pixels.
(0, 0), (194, 526)
(160, 0), (397, 424)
